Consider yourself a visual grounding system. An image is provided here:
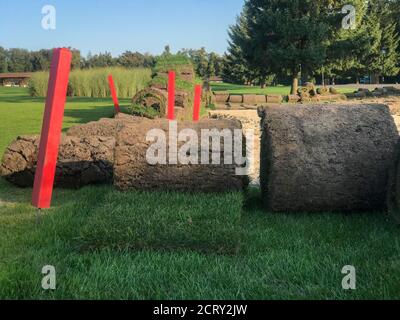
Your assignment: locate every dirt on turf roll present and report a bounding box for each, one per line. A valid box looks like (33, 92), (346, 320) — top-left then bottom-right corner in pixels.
(258, 104), (398, 213)
(242, 94), (256, 105)
(266, 94), (283, 103)
(329, 87), (339, 94)
(114, 118), (248, 192)
(66, 114), (135, 138)
(287, 94), (300, 103)
(0, 135), (115, 188)
(213, 91), (230, 103)
(317, 87), (329, 95)
(229, 95), (243, 103)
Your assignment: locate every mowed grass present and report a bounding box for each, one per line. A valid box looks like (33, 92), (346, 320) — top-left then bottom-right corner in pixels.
(0, 87), (400, 299)
(210, 82), (357, 95)
(0, 87), (131, 155)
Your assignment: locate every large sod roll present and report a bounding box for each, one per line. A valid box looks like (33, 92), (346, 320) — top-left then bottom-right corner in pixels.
(258, 104), (398, 213)
(114, 118), (248, 192)
(0, 135), (115, 188)
(131, 87), (168, 118)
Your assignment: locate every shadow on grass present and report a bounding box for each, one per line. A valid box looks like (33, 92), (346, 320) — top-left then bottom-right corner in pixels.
(243, 187), (264, 211)
(63, 106), (115, 127)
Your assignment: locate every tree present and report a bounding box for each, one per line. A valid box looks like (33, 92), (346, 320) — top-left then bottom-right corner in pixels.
(30, 49), (52, 72)
(244, 0), (336, 93)
(85, 52), (115, 68)
(0, 47), (8, 73)
(70, 49), (82, 70)
(364, 1), (399, 83)
(7, 48), (32, 72)
(163, 45), (171, 56)
(117, 51), (155, 68)
(225, 7), (260, 85)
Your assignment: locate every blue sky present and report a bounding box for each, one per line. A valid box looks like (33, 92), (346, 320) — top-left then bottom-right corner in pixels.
(0, 0), (245, 56)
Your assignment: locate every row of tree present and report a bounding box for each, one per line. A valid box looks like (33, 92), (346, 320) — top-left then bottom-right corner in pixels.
(223, 0), (400, 93)
(0, 46), (224, 79)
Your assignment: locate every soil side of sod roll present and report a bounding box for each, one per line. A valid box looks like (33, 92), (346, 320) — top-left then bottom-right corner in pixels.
(113, 117), (248, 192)
(0, 135), (115, 188)
(1, 114), (249, 192)
(258, 104), (399, 213)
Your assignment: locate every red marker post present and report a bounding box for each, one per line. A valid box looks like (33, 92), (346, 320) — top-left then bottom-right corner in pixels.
(32, 48), (72, 209)
(193, 84), (202, 122)
(167, 71), (175, 120)
(108, 75), (120, 113)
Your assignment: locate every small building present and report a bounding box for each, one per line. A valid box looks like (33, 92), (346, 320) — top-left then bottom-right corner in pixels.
(0, 73), (32, 87)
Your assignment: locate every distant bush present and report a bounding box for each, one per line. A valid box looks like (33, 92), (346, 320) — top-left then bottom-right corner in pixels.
(29, 67), (152, 98)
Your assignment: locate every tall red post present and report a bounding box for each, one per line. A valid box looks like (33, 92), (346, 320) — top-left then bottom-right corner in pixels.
(32, 48), (72, 209)
(108, 75), (120, 113)
(167, 71), (175, 120)
(193, 84), (202, 122)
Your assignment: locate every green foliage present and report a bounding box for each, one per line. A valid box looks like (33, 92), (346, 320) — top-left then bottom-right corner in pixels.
(177, 48), (225, 79)
(153, 54), (194, 75)
(130, 103), (160, 119)
(117, 51), (155, 68)
(225, 0), (400, 86)
(0, 47), (7, 73)
(29, 67), (152, 98)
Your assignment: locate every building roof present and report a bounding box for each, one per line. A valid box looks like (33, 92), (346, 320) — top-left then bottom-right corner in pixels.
(0, 72), (33, 79)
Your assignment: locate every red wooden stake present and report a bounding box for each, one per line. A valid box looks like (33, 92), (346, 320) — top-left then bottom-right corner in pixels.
(167, 71), (175, 120)
(193, 84), (202, 122)
(32, 48), (72, 209)
(108, 75), (120, 113)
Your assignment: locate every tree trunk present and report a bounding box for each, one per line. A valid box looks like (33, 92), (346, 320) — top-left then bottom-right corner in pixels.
(291, 75), (299, 95)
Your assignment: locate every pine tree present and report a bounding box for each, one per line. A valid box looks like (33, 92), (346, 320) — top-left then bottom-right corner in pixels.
(224, 7), (259, 85)
(244, 0), (336, 93)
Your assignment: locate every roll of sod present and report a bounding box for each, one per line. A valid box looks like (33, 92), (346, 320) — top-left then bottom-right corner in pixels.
(258, 104), (398, 213)
(114, 118), (249, 192)
(1, 135), (115, 188)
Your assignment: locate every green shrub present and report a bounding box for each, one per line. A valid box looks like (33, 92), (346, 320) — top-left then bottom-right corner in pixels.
(29, 67), (152, 98)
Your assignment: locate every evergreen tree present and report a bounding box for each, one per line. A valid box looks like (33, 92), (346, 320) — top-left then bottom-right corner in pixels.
(224, 7), (259, 85)
(244, 0), (336, 93)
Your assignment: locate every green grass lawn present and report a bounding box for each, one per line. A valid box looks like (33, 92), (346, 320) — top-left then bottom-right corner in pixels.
(210, 82), (357, 95)
(0, 87), (400, 300)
